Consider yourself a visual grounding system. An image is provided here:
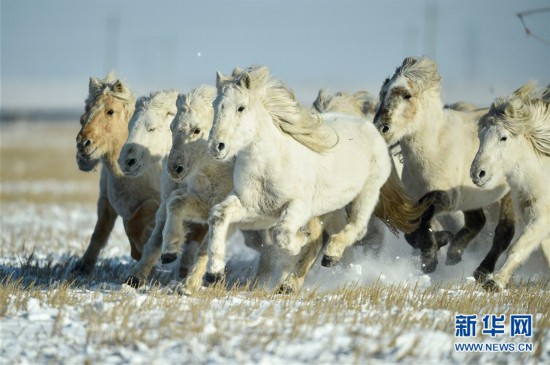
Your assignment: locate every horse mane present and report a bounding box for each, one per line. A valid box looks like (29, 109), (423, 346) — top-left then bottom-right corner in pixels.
(444, 101), (478, 112)
(224, 66), (338, 153)
(394, 57), (441, 94)
(85, 72), (136, 112)
(313, 89), (378, 117)
(482, 81), (550, 157)
(136, 89), (179, 113)
(177, 85), (217, 115)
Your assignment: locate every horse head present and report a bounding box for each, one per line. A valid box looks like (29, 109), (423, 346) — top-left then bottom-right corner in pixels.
(77, 73), (135, 171)
(168, 85), (217, 182)
(118, 90), (178, 177)
(373, 57), (441, 145)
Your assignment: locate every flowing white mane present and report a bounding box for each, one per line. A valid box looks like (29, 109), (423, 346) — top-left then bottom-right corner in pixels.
(85, 71), (135, 111)
(136, 89), (179, 113)
(313, 89), (378, 117)
(224, 66), (339, 153)
(176, 84), (217, 115)
(393, 57), (441, 94)
(482, 81), (550, 157)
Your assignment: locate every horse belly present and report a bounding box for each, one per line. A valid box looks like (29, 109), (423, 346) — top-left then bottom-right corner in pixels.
(311, 143), (372, 216)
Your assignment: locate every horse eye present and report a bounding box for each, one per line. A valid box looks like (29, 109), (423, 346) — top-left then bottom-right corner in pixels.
(403, 93), (412, 100)
(107, 109), (115, 115)
(238, 105), (245, 112)
(148, 127), (156, 132)
(193, 128), (201, 134)
(500, 136), (507, 142)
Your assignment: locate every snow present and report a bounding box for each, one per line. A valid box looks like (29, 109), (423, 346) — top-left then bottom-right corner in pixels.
(1, 200), (549, 364)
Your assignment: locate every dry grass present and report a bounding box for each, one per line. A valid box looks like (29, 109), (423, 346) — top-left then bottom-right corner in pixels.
(1, 121), (549, 363)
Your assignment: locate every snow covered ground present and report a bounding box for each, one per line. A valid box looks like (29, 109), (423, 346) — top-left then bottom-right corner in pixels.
(1, 123), (549, 364)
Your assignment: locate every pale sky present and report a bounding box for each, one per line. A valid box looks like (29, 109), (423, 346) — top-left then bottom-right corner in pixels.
(1, 0), (549, 109)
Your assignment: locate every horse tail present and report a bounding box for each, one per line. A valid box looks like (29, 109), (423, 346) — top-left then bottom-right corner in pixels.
(373, 159), (433, 234)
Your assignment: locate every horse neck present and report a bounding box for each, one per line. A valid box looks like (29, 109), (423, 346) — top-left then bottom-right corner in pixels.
(102, 115), (131, 178)
(506, 143), (549, 200)
(239, 108), (287, 167)
(400, 96), (446, 161)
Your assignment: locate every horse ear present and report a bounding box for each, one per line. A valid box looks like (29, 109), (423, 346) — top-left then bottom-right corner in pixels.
(113, 80), (126, 94)
(504, 102), (516, 118)
(216, 71), (231, 90)
(89, 77), (102, 95)
(313, 89), (330, 112)
(238, 72), (252, 89)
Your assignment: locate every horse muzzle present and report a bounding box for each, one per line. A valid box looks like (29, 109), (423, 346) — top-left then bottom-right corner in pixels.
(167, 162), (188, 182)
(76, 152), (99, 172)
(470, 166), (489, 188)
(209, 140), (230, 161)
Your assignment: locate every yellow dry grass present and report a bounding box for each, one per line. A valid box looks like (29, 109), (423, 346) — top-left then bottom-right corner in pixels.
(1, 120), (549, 364)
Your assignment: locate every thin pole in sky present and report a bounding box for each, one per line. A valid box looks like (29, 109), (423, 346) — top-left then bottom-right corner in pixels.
(104, 16), (120, 74)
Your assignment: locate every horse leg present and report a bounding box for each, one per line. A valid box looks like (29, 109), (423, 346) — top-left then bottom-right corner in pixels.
(72, 196), (118, 274)
(404, 190), (453, 273)
(474, 193), (515, 283)
(445, 209), (486, 265)
(322, 176), (383, 267)
(360, 217), (386, 257)
(123, 198), (159, 260)
(180, 235), (209, 294)
(178, 224), (208, 279)
(483, 221), (547, 292)
(541, 238), (550, 269)
(162, 191), (209, 263)
(205, 195), (248, 284)
(242, 230), (277, 288)
(279, 217), (324, 293)
(271, 199), (313, 256)
(124, 200), (166, 287)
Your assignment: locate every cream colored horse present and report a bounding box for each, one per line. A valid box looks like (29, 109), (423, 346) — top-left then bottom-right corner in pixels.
(118, 90), (207, 287)
(373, 57), (514, 280)
(72, 73), (159, 274)
(471, 82), (550, 291)
(205, 66), (429, 283)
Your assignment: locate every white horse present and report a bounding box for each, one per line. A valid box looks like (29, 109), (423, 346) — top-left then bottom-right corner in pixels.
(72, 73), (160, 274)
(118, 90), (207, 287)
(163, 84), (324, 292)
(312, 88), (386, 255)
(204, 65), (429, 283)
(373, 57), (514, 279)
(471, 81), (550, 291)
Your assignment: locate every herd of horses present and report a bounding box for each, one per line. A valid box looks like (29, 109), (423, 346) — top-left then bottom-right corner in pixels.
(72, 56), (550, 293)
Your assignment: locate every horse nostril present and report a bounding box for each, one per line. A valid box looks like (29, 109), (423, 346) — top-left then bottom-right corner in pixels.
(175, 165), (184, 174)
(217, 142), (225, 151)
(479, 170), (486, 178)
(126, 158), (136, 167)
(381, 125), (390, 134)
(83, 139), (92, 148)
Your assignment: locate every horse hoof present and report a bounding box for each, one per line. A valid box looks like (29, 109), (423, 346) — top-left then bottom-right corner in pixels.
(277, 284), (295, 294)
(473, 268), (489, 283)
(421, 258), (438, 273)
(321, 255), (340, 267)
(434, 231), (453, 248)
(161, 252), (178, 264)
(482, 279), (502, 293)
(445, 252), (462, 266)
(70, 261), (92, 275)
(124, 276), (142, 288)
(203, 272), (224, 286)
